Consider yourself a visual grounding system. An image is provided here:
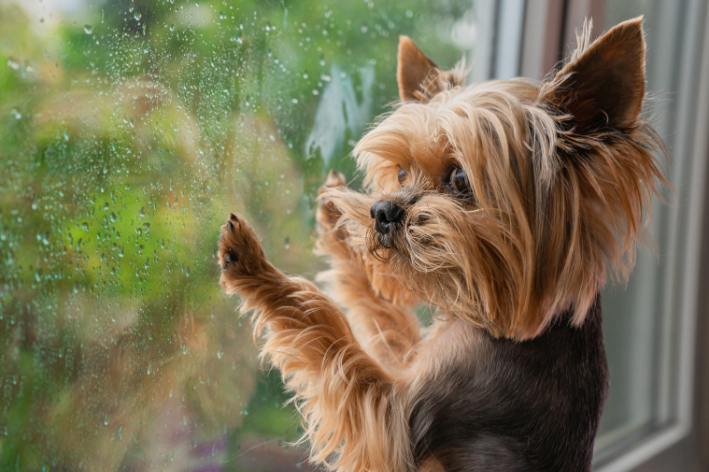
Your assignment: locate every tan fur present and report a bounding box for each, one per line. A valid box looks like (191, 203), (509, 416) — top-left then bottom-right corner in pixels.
(216, 18), (668, 472)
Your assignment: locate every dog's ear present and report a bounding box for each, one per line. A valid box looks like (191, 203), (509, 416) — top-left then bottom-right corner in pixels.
(397, 36), (458, 102)
(546, 17), (646, 131)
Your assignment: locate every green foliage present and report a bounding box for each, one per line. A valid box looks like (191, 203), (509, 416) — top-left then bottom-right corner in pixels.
(0, 0), (471, 469)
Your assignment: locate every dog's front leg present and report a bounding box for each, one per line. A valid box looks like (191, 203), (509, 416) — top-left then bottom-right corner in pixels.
(315, 172), (423, 369)
(217, 212), (410, 472)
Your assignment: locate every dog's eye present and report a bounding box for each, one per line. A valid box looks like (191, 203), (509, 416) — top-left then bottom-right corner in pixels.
(449, 167), (471, 194)
(397, 167), (408, 185)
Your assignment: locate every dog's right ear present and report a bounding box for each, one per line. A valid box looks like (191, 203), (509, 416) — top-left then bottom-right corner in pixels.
(398, 36), (461, 102)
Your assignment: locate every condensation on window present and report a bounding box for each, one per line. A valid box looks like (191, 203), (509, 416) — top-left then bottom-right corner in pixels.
(0, 1), (474, 470)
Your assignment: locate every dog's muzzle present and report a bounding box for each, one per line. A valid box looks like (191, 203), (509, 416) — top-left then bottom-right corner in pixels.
(371, 200), (404, 244)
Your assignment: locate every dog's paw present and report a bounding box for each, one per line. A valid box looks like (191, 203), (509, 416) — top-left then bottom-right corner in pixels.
(218, 213), (266, 278)
(317, 170), (346, 230)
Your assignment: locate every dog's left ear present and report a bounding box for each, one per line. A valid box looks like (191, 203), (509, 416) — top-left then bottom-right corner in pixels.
(546, 17), (646, 132)
(397, 36), (461, 102)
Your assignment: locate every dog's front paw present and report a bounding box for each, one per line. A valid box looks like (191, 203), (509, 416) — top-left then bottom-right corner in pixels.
(317, 170), (347, 230)
(218, 213), (266, 280)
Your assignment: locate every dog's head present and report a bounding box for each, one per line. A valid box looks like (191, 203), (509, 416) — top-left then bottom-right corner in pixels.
(323, 18), (668, 339)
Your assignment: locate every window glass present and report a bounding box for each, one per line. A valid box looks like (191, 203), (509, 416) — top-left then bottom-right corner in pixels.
(0, 0), (475, 469)
(595, 0), (692, 462)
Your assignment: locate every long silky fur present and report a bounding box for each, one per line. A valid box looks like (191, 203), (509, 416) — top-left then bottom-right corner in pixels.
(328, 62), (668, 339)
(216, 18), (669, 472)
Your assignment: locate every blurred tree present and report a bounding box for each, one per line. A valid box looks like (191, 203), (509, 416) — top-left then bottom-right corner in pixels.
(0, 0), (472, 470)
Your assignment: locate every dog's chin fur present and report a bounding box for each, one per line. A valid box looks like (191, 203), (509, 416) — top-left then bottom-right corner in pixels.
(321, 20), (669, 340)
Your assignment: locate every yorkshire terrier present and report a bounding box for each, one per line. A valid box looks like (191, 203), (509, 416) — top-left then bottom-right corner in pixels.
(217, 17), (667, 472)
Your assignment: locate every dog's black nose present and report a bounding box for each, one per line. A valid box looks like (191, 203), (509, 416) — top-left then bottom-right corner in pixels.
(370, 200), (404, 234)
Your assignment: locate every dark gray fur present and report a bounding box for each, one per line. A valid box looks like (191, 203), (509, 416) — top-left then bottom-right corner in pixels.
(410, 295), (609, 471)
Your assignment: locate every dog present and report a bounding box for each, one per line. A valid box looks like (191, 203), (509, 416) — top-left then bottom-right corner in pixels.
(217, 17), (668, 472)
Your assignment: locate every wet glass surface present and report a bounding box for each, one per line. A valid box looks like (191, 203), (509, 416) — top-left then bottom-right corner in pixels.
(0, 0), (474, 470)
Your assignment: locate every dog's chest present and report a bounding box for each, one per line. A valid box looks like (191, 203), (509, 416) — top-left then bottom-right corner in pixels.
(408, 301), (609, 472)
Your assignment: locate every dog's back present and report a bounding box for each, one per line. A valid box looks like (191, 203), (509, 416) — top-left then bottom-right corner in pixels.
(410, 296), (609, 471)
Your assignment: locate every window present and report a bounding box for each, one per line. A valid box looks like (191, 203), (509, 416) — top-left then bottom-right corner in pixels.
(0, 0), (478, 470)
(4, 1), (709, 471)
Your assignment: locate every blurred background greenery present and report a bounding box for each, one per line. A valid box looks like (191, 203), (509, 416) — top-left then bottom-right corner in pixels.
(0, 0), (473, 470)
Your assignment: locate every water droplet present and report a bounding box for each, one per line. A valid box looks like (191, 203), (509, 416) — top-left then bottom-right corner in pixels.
(217, 345), (223, 359)
(73, 282), (79, 293)
(185, 267), (190, 277)
(133, 12), (142, 21)
(292, 98), (298, 104)
(118, 427), (122, 440)
(63, 129), (69, 141)
(144, 258), (149, 269)
(118, 247), (124, 258)
(406, 10), (413, 18)
(219, 11), (226, 19)
(169, 24), (175, 31)
(35, 272), (41, 282)
(312, 89), (319, 95)
(104, 415), (108, 426)
(84, 25), (93, 34)
(81, 222), (89, 231)
(11, 109), (21, 119)
(284, 237), (290, 249)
